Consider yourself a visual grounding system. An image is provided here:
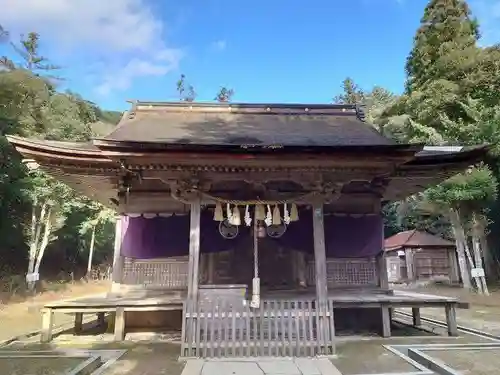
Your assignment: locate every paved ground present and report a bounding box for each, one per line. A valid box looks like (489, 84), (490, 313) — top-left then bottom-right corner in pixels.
(182, 358), (341, 375)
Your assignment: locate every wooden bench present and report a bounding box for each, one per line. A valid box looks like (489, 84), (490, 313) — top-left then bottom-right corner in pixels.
(41, 291), (185, 343)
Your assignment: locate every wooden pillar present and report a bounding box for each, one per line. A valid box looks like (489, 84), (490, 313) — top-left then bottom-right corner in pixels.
(405, 248), (415, 282)
(381, 305), (391, 337)
(313, 203), (328, 307)
(412, 307), (421, 326)
(41, 308), (54, 343)
(376, 251), (391, 337)
(312, 202), (334, 348)
(114, 307), (126, 341)
(111, 215), (124, 293)
(376, 252), (389, 290)
(74, 312), (83, 334)
(448, 248), (460, 284)
(445, 304), (458, 336)
(187, 198), (202, 309)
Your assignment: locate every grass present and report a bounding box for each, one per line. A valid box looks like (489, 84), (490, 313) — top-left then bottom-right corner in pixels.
(0, 280), (110, 342)
(0, 272), (109, 304)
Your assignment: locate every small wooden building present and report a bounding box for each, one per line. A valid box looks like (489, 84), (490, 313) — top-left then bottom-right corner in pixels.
(385, 230), (459, 284)
(7, 102), (486, 357)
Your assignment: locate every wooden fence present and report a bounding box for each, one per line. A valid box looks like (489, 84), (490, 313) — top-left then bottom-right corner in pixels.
(181, 298), (335, 358)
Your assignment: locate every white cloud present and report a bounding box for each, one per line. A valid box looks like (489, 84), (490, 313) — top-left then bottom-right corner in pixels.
(96, 53), (182, 96)
(0, 0), (183, 95)
(211, 40), (227, 51)
(469, 0), (500, 45)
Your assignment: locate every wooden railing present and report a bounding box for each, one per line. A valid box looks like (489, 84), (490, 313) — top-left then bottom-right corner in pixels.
(181, 298), (335, 358)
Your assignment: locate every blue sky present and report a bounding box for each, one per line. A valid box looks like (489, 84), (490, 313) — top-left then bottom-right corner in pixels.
(1, 0), (499, 111)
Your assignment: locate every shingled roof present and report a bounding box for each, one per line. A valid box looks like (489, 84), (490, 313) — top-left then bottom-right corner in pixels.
(98, 101), (395, 147)
(384, 230), (455, 252)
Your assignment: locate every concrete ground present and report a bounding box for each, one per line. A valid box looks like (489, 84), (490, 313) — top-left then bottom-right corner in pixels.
(182, 358), (341, 375)
(1, 325), (494, 375)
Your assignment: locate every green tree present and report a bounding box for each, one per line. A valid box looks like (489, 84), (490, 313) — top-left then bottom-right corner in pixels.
(379, 0), (500, 289)
(423, 166), (497, 292)
(214, 86), (235, 102)
(405, 0), (479, 93)
(333, 77), (365, 104)
(176, 74), (196, 102)
(2, 31), (61, 80)
(0, 27), (118, 287)
(22, 166), (76, 290)
(79, 203), (116, 276)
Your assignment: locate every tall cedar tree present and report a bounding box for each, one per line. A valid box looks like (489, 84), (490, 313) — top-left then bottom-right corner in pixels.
(405, 0), (479, 93)
(333, 78), (365, 104)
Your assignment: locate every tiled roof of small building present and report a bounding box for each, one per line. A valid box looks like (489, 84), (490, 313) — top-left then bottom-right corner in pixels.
(384, 230), (454, 251)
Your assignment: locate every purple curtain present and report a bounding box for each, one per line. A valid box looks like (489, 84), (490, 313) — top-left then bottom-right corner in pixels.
(120, 211), (383, 259)
(273, 214), (383, 258)
(120, 212), (249, 259)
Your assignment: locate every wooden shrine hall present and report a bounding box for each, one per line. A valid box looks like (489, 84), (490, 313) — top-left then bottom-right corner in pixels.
(6, 102), (486, 358)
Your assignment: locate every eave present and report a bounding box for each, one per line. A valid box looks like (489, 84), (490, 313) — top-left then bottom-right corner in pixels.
(5, 135), (490, 209)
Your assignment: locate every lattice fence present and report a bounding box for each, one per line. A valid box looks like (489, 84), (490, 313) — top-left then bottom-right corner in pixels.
(306, 257), (378, 287)
(122, 257), (189, 289)
(120, 256), (378, 289)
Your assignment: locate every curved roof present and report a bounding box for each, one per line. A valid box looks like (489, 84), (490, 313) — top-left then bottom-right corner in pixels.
(5, 101), (490, 208)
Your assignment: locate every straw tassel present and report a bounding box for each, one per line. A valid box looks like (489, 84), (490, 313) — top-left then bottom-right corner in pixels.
(265, 205), (272, 226)
(214, 202), (224, 221)
(244, 205), (252, 226)
(272, 204), (281, 225)
(290, 203), (299, 222)
(232, 205), (241, 226)
(255, 204), (266, 221)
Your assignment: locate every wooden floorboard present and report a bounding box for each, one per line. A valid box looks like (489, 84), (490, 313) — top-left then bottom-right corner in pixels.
(44, 290), (186, 309)
(43, 287), (461, 311)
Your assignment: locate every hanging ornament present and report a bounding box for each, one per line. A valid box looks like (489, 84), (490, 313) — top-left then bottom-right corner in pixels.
(272, 204), (281, 225)
(219, 219), (239, 239)
(265, 205), (272, 227)
(283, 203), (291, 225)
(214, 202), (224, 221)
(290, 203), (299, 222)
(244, 205), (252, 226)
(232, 205), (241, 226)
(226, 203), (233, 224)
(266, 222), (287, 238)
(255, 204), (266, 221)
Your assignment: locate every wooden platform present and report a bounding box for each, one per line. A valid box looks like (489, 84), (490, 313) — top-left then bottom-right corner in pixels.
(263, 288), (464, 307)
(41, 290), (185, 343)
(40, 288), (463, 345)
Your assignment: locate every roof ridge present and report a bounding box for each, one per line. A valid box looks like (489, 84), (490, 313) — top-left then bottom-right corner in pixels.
(131, 100), (360, 110)
(405, 229), (418, 245)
